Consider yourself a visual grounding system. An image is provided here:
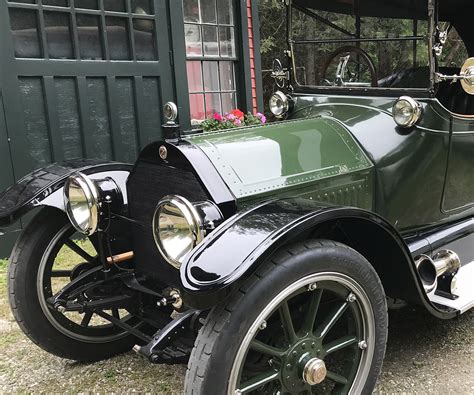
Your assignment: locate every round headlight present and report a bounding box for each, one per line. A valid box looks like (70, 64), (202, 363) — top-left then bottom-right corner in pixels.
(153, 195), (204, 268)
(269, 91), (289, 118)
(392, 96), (422, 128)
(64, 173), (99, 235)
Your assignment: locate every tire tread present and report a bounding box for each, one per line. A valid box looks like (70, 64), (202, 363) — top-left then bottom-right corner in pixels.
(184, 240), (388, 395)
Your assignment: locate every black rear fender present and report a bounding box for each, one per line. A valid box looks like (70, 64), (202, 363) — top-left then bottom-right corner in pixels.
(180, 198), (455, 319)
(0, 160), (131, 227)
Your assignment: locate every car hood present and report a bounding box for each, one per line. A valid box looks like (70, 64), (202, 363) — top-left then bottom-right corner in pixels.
(184, 117), (373, 202)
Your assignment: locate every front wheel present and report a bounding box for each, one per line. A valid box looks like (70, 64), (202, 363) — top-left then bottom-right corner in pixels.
(185, 240), (388, 395)
(8, 208), (137, 362)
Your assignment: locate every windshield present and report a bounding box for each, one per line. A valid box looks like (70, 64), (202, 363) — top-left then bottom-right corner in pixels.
(290, 4), (432, 91)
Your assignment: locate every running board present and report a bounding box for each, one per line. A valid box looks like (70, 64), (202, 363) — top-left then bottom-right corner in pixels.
(428, 261), (474, 314)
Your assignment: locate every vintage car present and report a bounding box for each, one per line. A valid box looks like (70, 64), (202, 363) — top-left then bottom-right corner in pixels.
(1, 0), (473, 393)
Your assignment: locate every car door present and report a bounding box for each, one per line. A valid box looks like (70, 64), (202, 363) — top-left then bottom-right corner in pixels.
(442, 112), (474, 213)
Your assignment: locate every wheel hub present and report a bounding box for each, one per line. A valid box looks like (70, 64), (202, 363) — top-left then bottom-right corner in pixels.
(281, 337), (325, 391)
(303, 357), (327, 385)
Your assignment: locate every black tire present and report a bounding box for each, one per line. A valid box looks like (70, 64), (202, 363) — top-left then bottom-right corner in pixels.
(8, 207), (136, 362)
(185, 240), (388, 395)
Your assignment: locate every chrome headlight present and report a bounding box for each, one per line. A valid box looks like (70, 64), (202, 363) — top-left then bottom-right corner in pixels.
(64, 173), (100, 236)
(269, 91), (290, 118)
(392, 96), (422, 128)
(64, 173), (123, 236)
(153, 195), (223, 268)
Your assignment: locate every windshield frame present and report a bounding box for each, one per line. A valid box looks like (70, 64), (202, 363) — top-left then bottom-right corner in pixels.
(287, 0), (438, 97)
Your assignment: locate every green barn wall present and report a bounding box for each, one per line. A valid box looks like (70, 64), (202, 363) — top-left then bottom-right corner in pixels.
(0, 0), (262, 258)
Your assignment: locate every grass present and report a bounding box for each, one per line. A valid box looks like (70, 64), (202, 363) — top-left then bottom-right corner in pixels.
(0, 259), (9, 320)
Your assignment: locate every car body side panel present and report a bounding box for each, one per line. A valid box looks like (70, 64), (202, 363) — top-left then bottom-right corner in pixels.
(184, 117), (374, 206)
(289, 95), (474, 232)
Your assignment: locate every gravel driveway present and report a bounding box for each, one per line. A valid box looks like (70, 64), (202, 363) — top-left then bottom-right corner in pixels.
(0, 262), (472, 394)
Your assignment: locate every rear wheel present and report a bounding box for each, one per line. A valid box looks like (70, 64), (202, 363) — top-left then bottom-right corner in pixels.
(185, 240), (388, 394)
(8, 208), (137, 362)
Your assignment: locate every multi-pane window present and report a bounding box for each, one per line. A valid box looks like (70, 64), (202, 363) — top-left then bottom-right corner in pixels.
(7, 0), (157, 61)
(183, 0), (238, 123)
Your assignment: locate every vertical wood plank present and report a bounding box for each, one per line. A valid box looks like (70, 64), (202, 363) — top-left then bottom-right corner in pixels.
(54, 78), (83, 160)
(0, 5), (35, 178)
(105, 76), (119, 159)
(76, 76), (95, 158)
(43, 76), (65, 162)
(141, 77), (163, 145)
(18, 77), (52, 168)
(133, 76), (147, 148)
(115, 77), (139, 162)
(106, 76), (132, 162)
(84, 77), (113, 160)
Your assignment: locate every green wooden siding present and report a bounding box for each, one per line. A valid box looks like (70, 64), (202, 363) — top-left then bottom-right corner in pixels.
(0, 0), (262, 258)
(0, 0), (176, 257)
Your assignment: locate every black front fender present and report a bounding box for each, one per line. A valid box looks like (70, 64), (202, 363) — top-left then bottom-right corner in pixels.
(180, 198), (450, 318)
(0, 160), (132, 227)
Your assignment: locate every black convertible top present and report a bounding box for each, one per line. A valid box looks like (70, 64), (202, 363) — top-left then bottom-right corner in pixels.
(293, 0), (474, 54)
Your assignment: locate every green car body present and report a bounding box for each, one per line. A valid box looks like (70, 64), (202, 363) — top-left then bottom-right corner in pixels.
(186, 116), (373, 212)
(186, 94), (474, 233)
(0, 0), (473, 392)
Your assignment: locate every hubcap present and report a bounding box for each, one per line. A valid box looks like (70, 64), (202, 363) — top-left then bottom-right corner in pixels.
(303, 358), (327, 385)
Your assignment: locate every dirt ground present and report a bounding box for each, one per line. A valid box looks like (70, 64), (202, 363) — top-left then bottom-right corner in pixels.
(0, 259), (472, 394)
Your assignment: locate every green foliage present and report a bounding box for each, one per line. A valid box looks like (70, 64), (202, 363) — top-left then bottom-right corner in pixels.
(201, 118), (235, 132)
(259, 0), (286, 57)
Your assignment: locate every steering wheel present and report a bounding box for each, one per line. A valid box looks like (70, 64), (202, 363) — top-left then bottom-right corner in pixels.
(322, 46), (378, 87)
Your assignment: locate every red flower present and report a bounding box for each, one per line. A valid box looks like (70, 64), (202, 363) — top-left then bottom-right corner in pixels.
(231, 109), (244, 120)
(213, 113), (223, 122)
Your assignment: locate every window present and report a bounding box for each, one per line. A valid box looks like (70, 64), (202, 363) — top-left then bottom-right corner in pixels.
(183, 0), (238, 123)
(291, 5), (430, 90)
(8, 0), (157, 61)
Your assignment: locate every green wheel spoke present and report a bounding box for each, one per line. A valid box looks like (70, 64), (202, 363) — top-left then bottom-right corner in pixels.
(326, 370), (349, 385)
(238, 370), (280, 393)
(315, 301), (348, 339)
(279, 301), (298, 344)
(301, 288), (323, 334)
(250, 340), (287, 358)
(65, 240), (95, 263)
(323, 335), (358, 356)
